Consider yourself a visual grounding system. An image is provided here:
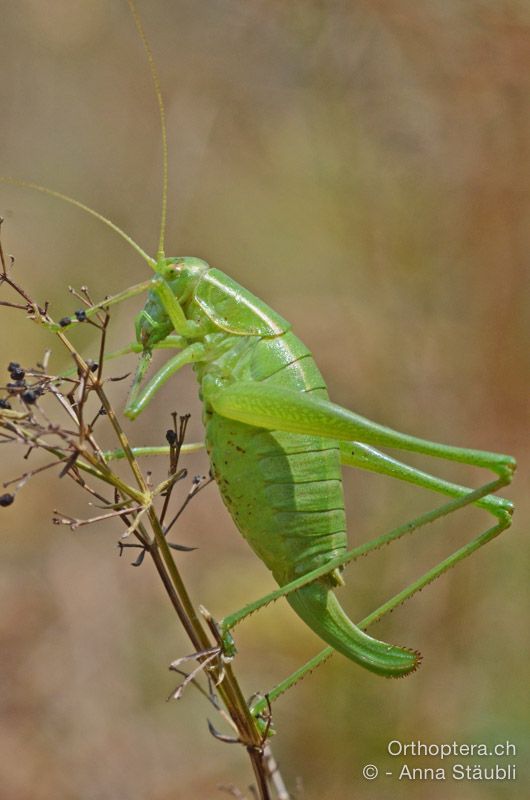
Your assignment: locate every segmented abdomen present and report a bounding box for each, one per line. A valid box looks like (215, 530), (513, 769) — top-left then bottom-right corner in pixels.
(203, 331), (347, 586)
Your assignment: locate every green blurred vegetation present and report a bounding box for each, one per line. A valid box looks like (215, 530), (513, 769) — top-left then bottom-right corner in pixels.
(1, 1), (528, 798)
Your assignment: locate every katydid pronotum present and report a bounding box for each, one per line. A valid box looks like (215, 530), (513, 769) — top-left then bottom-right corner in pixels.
(0, 0), (516, 726)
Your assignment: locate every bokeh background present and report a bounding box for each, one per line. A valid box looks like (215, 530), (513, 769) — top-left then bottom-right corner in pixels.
(1, 1), (528, 798)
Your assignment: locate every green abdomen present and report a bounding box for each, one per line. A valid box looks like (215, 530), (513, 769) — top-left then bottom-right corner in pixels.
(203, 331), (347, 587)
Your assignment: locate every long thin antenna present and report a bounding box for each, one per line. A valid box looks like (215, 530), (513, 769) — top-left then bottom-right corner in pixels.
(0, 177), (156, 268)
(126, 0), (168, 262)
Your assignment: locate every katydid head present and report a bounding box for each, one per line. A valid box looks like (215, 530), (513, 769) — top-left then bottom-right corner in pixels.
(134, 256), (210, 349)
(155, 256), (210, 299)
(126, 256), (210, 417)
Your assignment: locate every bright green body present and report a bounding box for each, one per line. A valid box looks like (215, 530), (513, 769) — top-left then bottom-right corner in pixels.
(115, 255), (513, 677)
(131, 260), (422, 675)
(201, 332), (346, 588)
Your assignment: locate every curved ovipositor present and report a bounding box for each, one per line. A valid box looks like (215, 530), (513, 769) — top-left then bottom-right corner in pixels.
(287, 583), (420, 677)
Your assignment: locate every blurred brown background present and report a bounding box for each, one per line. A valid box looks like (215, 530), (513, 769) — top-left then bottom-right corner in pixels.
(1, 1), (528, 798)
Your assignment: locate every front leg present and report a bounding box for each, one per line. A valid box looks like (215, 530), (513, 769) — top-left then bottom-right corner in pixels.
(124, 343), (206, 418)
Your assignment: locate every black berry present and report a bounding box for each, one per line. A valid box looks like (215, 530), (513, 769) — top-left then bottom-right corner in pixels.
(9, 366), (25, 380)
(166, 429), (177, 445)
(21, 390), (38, 404)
